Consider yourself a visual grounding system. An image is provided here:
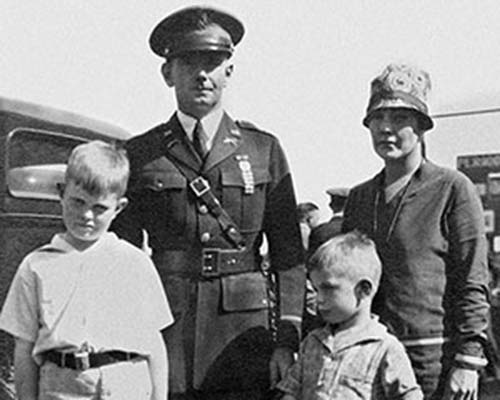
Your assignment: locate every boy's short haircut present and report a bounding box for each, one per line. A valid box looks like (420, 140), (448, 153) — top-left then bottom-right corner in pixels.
(308, 230), (382, 291)
(65, 140), (129, 197)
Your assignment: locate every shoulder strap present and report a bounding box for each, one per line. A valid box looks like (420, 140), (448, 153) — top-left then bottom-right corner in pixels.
(162, 139), (245, 249)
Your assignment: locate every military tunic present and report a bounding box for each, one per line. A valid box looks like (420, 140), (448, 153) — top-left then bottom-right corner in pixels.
(112, 112), (304, 394)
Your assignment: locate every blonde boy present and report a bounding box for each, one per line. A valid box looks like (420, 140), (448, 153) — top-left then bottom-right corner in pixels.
(0, 141), (173, 400)
(277, 231), (423, 400)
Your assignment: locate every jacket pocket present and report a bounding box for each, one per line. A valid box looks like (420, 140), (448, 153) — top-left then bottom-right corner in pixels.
(221, 271), (269, 312)
(221, 168), (271, 231)
(137, 170), (188, 239)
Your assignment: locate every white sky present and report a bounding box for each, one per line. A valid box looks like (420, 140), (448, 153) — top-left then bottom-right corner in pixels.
(2, 0), (500, 220)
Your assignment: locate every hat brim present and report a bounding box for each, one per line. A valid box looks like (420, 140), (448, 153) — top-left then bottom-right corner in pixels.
(363, 100), (434, 131)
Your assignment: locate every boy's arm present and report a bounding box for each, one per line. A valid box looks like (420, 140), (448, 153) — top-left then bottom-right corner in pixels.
(380, 339), (423, 400)
(14, 337), (38, 400)
(145, 331), (168, 400)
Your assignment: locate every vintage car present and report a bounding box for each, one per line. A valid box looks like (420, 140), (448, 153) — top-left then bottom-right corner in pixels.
(0, 96), (130, 399)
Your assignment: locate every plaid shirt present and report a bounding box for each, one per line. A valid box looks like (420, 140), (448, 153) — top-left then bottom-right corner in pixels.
(277, 316), (423, 400)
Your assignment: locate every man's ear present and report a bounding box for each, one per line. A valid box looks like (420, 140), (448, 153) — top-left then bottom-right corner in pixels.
(115, 197), (129, 215)
(161, 61), (174, 87)
(225, 63), (234, 78)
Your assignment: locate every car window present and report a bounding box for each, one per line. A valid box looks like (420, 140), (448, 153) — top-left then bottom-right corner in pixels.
(6, 129), (85, 200)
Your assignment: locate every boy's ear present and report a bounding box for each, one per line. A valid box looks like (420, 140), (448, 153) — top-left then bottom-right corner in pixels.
(356, 279), (374, 298)
(115, 197), (129, 214)
(161, 61), (174, 87)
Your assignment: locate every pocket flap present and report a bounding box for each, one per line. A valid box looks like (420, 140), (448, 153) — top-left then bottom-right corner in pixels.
(140, 171), (186, 191)
(221, 272), (269, 312)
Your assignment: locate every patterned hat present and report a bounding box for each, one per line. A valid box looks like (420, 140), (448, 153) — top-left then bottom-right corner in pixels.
(363, 63), (433, 131)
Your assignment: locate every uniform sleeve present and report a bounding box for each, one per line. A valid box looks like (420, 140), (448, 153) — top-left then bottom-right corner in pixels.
(379, 337), (424, 400)
(111, 181), (146, 249)
(263, 139), (305, 349)
(0, 258), (39, 343)
(446, 175), (490, 366)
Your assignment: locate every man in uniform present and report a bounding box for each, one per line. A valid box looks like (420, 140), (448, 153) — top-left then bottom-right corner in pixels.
(112, 6), (305, 400)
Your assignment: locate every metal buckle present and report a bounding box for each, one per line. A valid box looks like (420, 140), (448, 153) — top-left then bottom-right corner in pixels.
(74, 350), (90, 370)
(201, 249), (219, 277)
(190, 176), (210, 197)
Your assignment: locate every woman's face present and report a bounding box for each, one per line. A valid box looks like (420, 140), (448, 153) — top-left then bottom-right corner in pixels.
(367, 108), (423, 163)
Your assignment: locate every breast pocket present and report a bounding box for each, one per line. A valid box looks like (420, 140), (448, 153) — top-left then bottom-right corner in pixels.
(221, 168), (271, 231)
(138, 170), (188, 237)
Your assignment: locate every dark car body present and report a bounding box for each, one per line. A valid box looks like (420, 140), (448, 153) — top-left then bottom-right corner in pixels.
(0, 97), (130, 398)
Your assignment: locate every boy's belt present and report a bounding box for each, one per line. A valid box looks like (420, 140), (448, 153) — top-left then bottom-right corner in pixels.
(44, 350), (141, 370)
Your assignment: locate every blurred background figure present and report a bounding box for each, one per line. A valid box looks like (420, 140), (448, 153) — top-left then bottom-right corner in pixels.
(301, 188), (350, 338)
(296, 202), (321, 251)
(308, 187), (350, 257)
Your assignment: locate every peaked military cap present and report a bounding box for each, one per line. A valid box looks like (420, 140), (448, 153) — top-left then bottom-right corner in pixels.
(149, 6), (245, 58)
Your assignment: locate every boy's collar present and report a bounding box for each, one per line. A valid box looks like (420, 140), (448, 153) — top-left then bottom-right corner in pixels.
(314, 315), (387, 353)
(49, 232), (117, 253)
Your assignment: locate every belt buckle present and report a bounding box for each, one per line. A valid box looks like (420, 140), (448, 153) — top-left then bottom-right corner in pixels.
(74, 350), (90, 370)
(190, 176), (210, 197)
(201, 249), (219, 278)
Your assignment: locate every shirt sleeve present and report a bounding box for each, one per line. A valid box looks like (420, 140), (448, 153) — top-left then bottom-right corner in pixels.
(0, 257), (39, 343)
(137, 255), (174, 331)
(379, 337), (424, 400)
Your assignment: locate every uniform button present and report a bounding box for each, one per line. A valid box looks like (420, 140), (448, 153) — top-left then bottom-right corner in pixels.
(199, 204), (208, 214)
(200, 232), (211, 243)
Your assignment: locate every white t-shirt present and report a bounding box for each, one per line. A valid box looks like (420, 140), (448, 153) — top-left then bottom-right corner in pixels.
(0, 232), (173, 364)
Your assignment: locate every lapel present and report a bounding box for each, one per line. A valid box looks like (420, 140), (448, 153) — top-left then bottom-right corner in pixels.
(162, 114), (203, 172)
(400, 160), (437, 204)
(203, 113), (242, 172)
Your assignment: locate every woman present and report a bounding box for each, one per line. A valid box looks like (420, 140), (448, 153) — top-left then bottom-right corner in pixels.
(342, 63), (490, 400)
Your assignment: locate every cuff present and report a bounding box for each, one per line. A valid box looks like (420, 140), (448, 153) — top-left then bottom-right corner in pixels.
(454, 353), (488, 370)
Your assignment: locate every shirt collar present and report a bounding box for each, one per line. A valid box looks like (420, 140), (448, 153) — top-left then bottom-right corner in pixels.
(47, 232), (118, 253)
(176, 108), (224, 150)
(312, 315), (387, 354)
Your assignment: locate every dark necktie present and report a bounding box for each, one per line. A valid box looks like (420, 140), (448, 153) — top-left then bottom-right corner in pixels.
(193, 121), (208, 160)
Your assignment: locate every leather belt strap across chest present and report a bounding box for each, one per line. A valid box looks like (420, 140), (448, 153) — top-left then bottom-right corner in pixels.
(163, 138), (245, 250)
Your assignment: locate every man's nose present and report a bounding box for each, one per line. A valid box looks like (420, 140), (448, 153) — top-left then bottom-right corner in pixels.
(195, 67), (209, 80)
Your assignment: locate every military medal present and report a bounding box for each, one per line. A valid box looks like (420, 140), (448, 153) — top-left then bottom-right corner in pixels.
(236, 155), (254, 194)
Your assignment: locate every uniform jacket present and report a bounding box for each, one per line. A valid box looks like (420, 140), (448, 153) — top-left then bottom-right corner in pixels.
(342, 161), (490, 359)
(112, 112), (304, 393)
